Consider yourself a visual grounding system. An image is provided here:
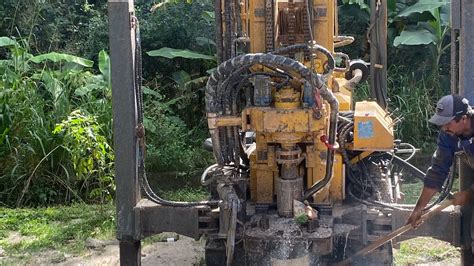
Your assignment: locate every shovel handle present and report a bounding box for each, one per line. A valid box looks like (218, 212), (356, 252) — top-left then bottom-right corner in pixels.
(337, 199), (453, 266)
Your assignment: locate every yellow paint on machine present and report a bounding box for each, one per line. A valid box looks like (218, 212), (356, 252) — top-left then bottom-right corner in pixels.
(308, 147), (344, 203)
(353, 101), (394, 151)
(250, 146), (278, 203)
(242, 107), (326, 133)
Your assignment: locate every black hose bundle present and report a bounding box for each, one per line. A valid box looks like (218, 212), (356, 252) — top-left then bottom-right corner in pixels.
(206, 53), (328, 165)
(141, 170), (220, 207)
(206, 52), (339, 198)
(334, 113), (447, 210)
(271, 43), (335, 76)
(341, 147), (453, 211)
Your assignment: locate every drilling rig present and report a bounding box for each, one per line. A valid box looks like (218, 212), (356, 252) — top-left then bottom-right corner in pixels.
(202, 0), (399, 264)
(108, 0), (465, 265)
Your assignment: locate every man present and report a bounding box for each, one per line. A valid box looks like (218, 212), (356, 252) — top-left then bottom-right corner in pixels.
(407, 94), (474, 227)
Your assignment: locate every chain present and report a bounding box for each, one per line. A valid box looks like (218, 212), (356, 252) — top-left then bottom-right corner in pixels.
(265, 0), (274, 52)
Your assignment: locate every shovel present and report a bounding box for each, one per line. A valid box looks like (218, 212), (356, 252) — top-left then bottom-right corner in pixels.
(336, 198), (454, 266)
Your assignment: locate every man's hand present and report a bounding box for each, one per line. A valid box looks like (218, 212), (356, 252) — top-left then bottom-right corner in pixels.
(406, 207), (423, 228)
(407, 189), (471, 228)
(452, 190), (473, 206)
(406, 186), (438, 228)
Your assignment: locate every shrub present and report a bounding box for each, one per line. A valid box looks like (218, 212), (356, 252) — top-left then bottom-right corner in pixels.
(0, 38), (113, 206)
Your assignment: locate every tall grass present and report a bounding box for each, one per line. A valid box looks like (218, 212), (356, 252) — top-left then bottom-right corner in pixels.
(388, 66), (447, 148)
(142, 86), (214, 173)
(0, 38), (113, 206)
(0, 37), (214, 207)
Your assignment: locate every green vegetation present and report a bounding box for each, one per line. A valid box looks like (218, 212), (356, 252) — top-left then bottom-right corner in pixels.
(395, 173), (461, 265)
(0, 204), (115, 257)
(0, 186), (209, 264)
(343, 0), (451, 148)
(400, 180), (424, 204)
(0, 37), (114, 206)
(0, 1), (215, 207)
(393, 0), (450, 81)
(160, 186), (209, 202)
(394, 237), (460, 265)
(387, 67), (443, 147)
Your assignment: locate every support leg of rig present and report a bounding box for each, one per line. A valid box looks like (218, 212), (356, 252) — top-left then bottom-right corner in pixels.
(460, 159), (474, 265)
(108, 1), (142, 265)
(120, 239), (141, 266)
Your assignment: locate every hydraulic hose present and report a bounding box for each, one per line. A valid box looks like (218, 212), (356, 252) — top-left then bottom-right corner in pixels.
(131, 18), (219, 208)
(271, 43), (335, 76)
(334, 35), (355, 48)
(397, 142), (417, 161)
(304, 89), (339, 199)
(207, 53), (326, 112)
(346, 69), (364, 89)
(347, 184), (409, 211)
(201, 164), (219, 185)
(333, 52), (350, 73)
(206, 53), (328, 166)
(385, 152), (455, 210)
(141, 169), (220, 207)
(384, 152), (425, 181)
(224, 0), (232, 60)
(206, 53), (339, 198)
(234, 0), (242, 37)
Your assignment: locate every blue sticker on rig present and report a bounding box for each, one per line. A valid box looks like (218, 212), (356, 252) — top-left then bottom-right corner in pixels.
(358, 121), (374, 139)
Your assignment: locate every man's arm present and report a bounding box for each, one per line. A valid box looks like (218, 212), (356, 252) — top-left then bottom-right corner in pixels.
(407, 132), (456, 227)
(423, 132), (457, 189)
(452, 184), (474, 206)
(407, 185), (474, 227)
(406, 186), (437, 227)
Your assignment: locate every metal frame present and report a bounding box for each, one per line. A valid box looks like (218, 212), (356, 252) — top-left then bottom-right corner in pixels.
(108, 0), (141, 264)
(108, 2), (205, 265)
(455, 1), (474, 264)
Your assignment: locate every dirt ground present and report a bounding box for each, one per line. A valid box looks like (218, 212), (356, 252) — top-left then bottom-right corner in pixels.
(61, 237), (205, 266)
(1, 235), (461, 266)
(71, 241), (459, 266)
(0, 235), (205, 266)
(62, 240), (460, 266)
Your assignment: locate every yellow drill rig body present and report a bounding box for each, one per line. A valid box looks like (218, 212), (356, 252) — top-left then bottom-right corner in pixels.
(202, 0), (399, 264)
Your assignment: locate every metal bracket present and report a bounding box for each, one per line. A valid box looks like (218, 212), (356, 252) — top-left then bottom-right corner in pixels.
(391, 205), (462, 246)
